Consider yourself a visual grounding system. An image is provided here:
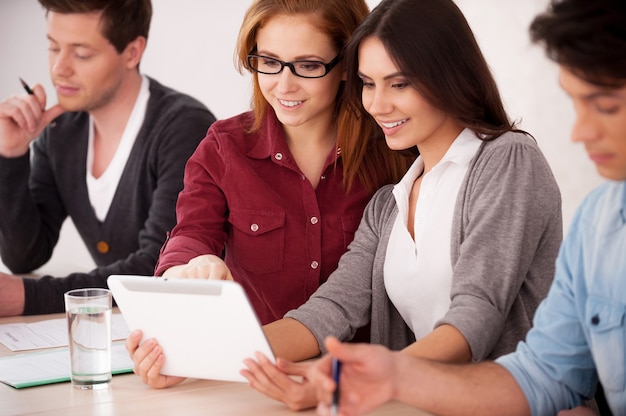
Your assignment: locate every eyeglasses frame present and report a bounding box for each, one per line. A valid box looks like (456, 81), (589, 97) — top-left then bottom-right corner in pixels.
(247, 53), (341, 79)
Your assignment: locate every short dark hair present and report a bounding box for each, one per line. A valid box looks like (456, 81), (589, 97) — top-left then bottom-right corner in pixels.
(530, 0), (626, 87)
(38, 0), (152, 53)
(343, 0), (515, 142)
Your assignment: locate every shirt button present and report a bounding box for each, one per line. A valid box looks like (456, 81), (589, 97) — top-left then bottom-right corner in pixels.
(96, 241), (110, 254)
(275, 152), (283, 161)
(591, 315), (600, 325)
(250, 223), (259, 232)
(310, 261), (319, 269)
(320, 175), (326, 180)
(310, 217), (319, 225)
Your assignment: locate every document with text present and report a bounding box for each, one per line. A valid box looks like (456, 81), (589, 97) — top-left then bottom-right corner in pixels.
(0, 341), (134, 389)
(0, 314), (131, 351)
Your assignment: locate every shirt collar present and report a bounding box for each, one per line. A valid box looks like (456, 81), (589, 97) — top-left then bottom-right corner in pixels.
(440, 128), (483, 167)
(247, 109), (284, 160)
(394, 128), (482, 197)
(246, 108), (342, 165)
(87, 75), (150, 169)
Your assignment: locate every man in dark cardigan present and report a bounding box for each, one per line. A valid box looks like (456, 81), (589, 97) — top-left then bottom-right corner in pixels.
(0, 0), (216, 316)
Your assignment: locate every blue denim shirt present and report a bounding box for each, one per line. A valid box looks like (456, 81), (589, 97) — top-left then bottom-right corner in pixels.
(498, 180), (626, 415)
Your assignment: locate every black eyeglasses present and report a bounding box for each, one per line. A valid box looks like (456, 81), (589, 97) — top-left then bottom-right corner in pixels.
(247, 54), (341, 79)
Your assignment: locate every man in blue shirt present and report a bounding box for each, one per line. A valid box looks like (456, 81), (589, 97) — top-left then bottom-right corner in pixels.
(307, 0), (626, 415)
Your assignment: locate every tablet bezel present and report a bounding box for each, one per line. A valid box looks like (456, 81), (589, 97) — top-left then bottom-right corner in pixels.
(107, 275), (275, 383)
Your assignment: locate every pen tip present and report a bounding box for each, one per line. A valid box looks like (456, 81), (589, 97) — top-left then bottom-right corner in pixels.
(19, 77), (34, 95)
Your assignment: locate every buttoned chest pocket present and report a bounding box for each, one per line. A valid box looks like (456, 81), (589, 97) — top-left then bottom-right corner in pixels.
(586, 296), (626, 392)
(229, 209), (285, 275)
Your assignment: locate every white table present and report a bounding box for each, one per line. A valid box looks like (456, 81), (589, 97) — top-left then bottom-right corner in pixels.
(0, 313), (431, 416)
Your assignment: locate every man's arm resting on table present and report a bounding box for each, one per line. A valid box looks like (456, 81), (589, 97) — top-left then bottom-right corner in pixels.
(389, 354), (531, 416)
(315, 339), (531, 416)
(0, 272), (25, 316)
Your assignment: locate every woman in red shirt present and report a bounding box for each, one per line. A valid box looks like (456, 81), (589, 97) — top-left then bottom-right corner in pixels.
(149, 0), (412, 325)
(126, 0), (413, 389)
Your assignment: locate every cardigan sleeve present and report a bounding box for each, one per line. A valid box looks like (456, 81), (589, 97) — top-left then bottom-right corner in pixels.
(0, 139), (67, 274)
(439, 134), (562, 360)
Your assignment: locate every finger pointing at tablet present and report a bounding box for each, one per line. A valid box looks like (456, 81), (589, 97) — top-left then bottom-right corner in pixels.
(162, 254), (234, 280)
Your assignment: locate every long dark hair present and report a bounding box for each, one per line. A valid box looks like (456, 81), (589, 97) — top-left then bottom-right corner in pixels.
(339, 0), (522, 185)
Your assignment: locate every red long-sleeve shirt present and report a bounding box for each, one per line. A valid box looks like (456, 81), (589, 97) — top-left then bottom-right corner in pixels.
(156, 110), (372, 324)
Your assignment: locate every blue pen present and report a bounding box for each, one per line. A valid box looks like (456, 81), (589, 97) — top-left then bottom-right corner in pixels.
(331, 357), (341, 416)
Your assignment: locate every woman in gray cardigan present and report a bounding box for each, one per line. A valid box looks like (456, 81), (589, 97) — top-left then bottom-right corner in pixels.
(238, 0), (563, 411)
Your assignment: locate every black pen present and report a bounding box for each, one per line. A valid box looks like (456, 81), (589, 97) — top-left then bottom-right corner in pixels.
(331, 357), (341, 416)
(19, 77), (35, 95)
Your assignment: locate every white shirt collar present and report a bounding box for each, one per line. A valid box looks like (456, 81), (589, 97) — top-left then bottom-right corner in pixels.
(393, 128), (483, 204)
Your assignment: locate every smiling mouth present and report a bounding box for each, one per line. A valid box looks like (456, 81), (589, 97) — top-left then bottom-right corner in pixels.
(380, 119), (408, 128)
(279, 99), (304, 107)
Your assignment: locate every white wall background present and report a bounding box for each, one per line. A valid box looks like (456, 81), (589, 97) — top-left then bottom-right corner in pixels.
(0, 0), (602, 276)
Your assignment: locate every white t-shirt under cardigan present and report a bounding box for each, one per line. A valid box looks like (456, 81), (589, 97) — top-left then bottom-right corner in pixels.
(87, 75), (150, 221)
(385, 128), (482, 340)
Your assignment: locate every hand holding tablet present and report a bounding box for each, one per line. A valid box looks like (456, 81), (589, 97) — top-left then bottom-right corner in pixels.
(108, 275), (275, 383)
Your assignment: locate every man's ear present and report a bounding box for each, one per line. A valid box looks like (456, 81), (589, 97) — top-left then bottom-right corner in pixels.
(124, 36), (147, 70)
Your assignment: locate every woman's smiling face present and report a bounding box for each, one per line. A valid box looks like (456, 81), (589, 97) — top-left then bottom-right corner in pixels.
(358, 36), (456, 152)
(255, 14), (343, 132)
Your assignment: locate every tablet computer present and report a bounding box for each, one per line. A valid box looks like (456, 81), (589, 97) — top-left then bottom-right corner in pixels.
(107, 275), (275, 383)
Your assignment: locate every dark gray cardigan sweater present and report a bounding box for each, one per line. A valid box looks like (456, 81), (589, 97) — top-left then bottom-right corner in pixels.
(0, 77), (216, 314)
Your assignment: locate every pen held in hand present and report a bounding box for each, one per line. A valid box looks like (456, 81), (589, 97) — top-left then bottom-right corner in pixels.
(331, 357), (342, 416)
(19, 77), (35, 95)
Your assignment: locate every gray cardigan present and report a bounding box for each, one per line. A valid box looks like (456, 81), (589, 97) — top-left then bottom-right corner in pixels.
(286, 131), (563, 360)
(0, 78), (216, 314)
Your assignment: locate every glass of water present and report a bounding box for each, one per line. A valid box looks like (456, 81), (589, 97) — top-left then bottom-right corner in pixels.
(64, 288), (112, 390)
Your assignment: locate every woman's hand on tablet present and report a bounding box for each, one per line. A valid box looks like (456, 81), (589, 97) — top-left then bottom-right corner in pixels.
(126, 330), (186, 389)
(162, 254), (234, 280)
